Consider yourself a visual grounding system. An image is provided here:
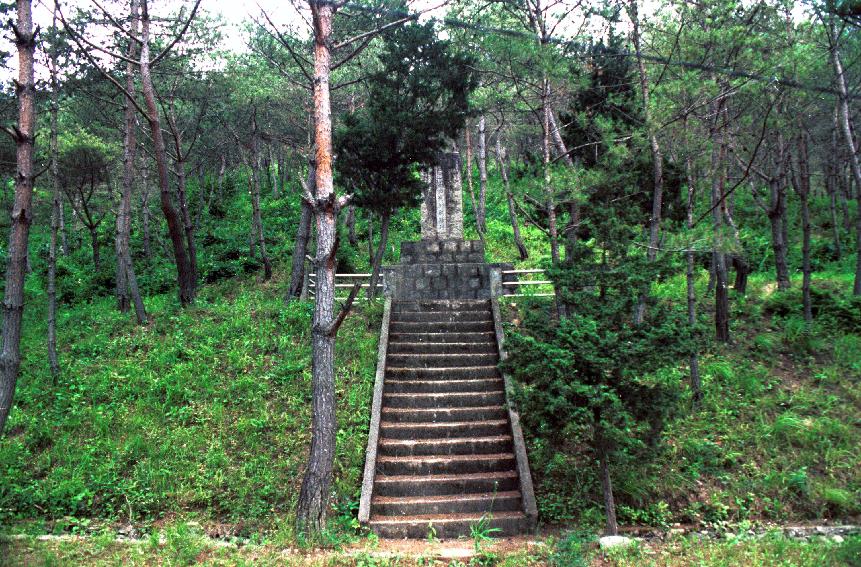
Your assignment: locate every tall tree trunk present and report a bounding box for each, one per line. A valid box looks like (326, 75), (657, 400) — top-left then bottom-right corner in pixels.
(175, 160), (198, 290)
(90, 228), (101, 270)
(767, 170), (791, 291)
(249, 171), (271, 280)
(477, 115), (488, 235)
(59, 197), (68, 256)
(829, 21), (861, 295)
(116, 0), (146, 324)
(546, 111), (580, 265)
(367, 210), (390, 300)
(684, 142), (702, 406)
(547, 110), (573, 166)
(140, 163), (152, 258)
(139, 0), (194, 306)
(792, 131), (813, 324)
(48, 9), (61, 378)
(270, 145), (279, 197)
(594, 414), (618, 536)
(217, 154), (226, 205)
(543, 79), (563, 319)
(297, 0), (340, 535)
(0, 0), (36, 433)
(367, 212), (374, 265)
(496, 139), (528, 260)
(288, 165), (315, 300)
(250, 111), (272, 280)
(279, 148), (288, 193)
(465, 122), (478, 233)
(710, 96), (730, 343)
(631, 0), (663, 325)
(828, 105), (843, 259)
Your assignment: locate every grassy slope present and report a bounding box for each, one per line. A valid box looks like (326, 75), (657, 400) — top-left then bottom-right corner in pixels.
(0, 270), (381, 539)
(517, 264), (861, 530)
(0, 161), (859, 561)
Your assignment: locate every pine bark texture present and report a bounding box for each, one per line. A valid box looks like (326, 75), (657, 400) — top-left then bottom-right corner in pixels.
(477, 115), (488, 235)
(542, 79), (564, 319)
(288, 166), (315, 301)
(116, 0), (146, 324)
(464, 123), (478, 233)
(0, 0), (36, 433)
(829, 21), (861, 295)
(496, 140), (528, 260)
(792, 132), (813, 323)
(767, 134), (792, 292)
(684, 145), (702, 405)
(297, 0), (342, 536)
(139, 0), (195, 306)
(710, 97), (730, 342)
(595, 416), (618, 536)
(48, 9), (61, 378)
(250, 111), (272, 280)
(367, 211), (390, 300)
(827, 105), (842, 259)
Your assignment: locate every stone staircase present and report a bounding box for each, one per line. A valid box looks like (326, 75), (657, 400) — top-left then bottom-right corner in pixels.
(365, 298), (530, 539)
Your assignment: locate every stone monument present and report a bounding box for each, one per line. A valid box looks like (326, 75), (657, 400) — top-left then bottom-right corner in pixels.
(420, 152), (464, 240)
(381, 151), (512, 300)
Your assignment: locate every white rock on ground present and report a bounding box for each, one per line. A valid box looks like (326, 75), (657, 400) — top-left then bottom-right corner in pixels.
(599, 535), (636, 550)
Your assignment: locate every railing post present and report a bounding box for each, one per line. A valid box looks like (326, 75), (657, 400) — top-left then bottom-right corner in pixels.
(489, 265), (503, 298)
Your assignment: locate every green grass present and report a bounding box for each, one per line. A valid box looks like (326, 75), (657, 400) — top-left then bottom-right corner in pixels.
(2, 531), (857, 566)
(603, 532), (860, 567)
(517, 264), (861, 529)
(0, 271), (382, 540)
(1, 158), (859, 554)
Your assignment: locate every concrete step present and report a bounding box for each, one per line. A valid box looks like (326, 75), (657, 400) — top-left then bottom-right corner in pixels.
(379, 435), (513, 457)
(385, 366), (500, 381)
(369, 511), (527, 539)
(385, 378), (503, 394)
(376, 453), (516, 476)
(382, 406), (509, 423)
(371, 491), (522, 517)
(387, 342), (497, 355)
(383, 391), (506, 409)
(389, 331), (496, 344)
(393, 300), (490, 313)
(380, 419), (509, 440)
(392, 311), (492, 324)
(386, 353), (498, 368)
(390, 320), (495, 333)
(374, 471), (519, 498)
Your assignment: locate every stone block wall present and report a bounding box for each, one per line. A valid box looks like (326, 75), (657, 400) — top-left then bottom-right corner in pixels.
(400, 239), (486, 264)
(384, 239), (491, 300)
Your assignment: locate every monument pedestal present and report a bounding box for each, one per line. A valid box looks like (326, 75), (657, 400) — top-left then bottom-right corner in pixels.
(382, 151), (501, 299)
(384, 239), (490, 300)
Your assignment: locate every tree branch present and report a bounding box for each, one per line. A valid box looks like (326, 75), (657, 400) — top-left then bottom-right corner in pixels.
(150, 0), (203, 66)
(55, 1), (149, 118)
(327, 281), (362, 337)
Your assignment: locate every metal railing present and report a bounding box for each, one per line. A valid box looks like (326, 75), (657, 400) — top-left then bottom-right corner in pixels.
(304, 263), (555, 299)
(501, 269), (555, 297)
(307, 273), (384, 299)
